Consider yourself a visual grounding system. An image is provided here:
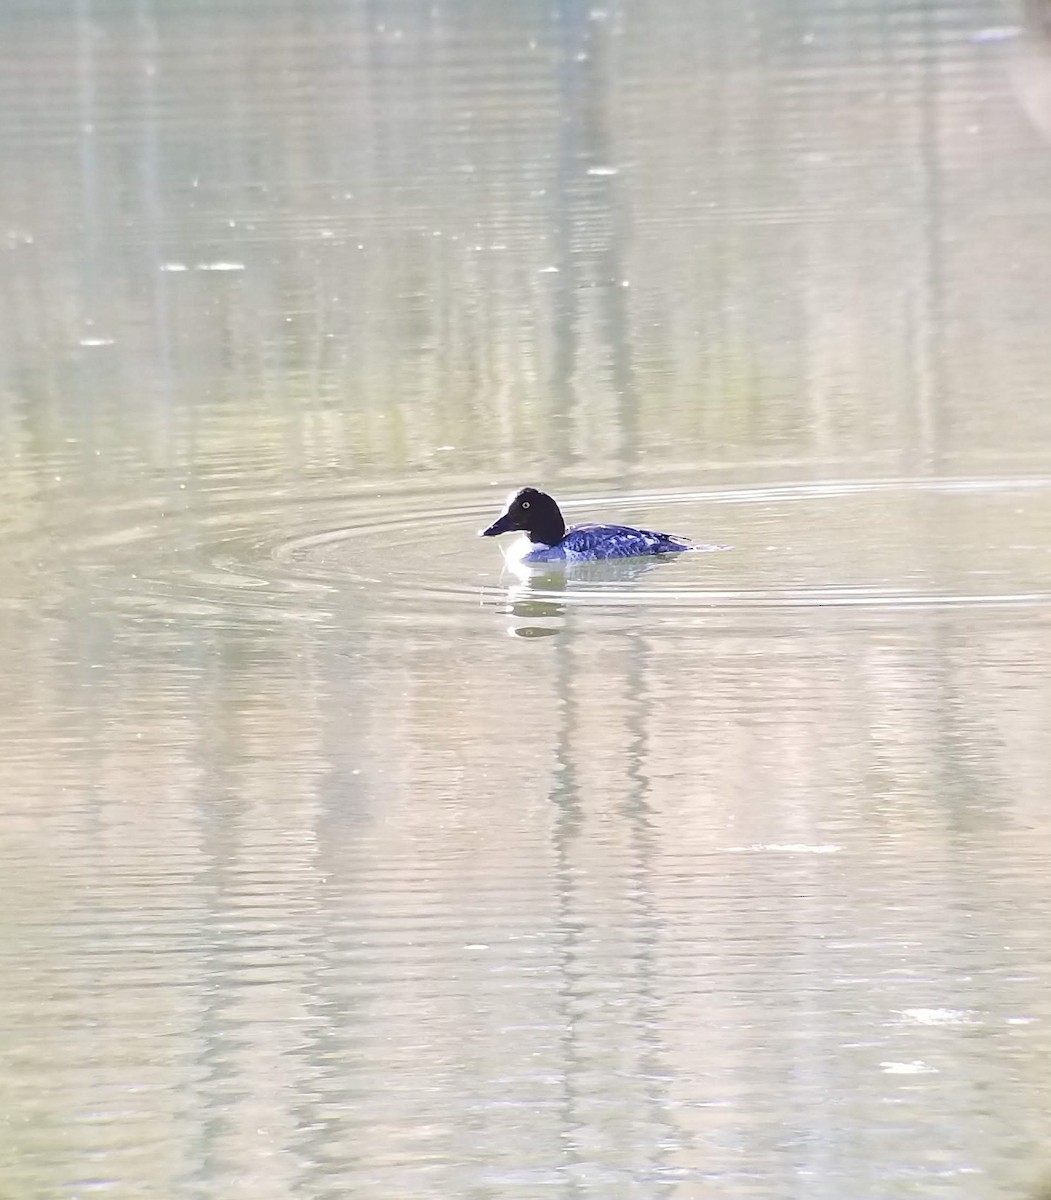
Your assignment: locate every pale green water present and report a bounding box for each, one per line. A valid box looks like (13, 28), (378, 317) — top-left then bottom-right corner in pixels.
(3, 1), (1051, 1198)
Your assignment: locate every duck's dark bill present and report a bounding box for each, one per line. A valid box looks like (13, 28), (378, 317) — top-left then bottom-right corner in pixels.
(480, 512), (515, 537)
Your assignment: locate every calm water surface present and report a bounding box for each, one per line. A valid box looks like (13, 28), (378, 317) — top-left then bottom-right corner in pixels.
(3, 1), (1051, 1197)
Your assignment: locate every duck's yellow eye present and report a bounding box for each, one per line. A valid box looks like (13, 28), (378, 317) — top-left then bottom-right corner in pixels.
(521, 500), (530, 509)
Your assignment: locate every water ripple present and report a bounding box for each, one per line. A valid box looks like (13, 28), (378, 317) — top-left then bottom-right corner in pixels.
(33, 474), (1051, 629)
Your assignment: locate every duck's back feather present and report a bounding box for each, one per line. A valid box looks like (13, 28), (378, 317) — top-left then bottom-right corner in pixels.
(555, 523), (690, 560)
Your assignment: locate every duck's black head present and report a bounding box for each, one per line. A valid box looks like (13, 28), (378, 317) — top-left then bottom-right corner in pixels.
(481, 487), (566, 545)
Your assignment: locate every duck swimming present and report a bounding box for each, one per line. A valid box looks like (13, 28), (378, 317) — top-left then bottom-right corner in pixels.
(481, 487), (693, 564)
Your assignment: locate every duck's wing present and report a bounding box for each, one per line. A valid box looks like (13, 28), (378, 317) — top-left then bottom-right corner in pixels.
(563, 523), (691, 559)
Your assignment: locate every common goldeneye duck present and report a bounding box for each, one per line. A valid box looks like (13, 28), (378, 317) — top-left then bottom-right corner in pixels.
(480, 487), (693, 563)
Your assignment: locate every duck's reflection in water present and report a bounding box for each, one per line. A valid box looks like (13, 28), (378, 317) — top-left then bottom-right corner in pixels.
(498, 553), (687, 638)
